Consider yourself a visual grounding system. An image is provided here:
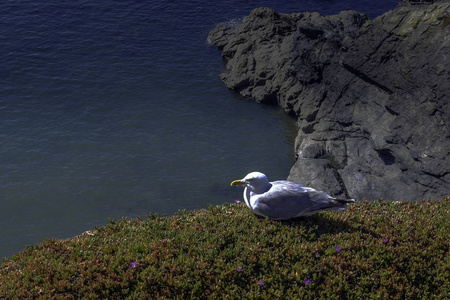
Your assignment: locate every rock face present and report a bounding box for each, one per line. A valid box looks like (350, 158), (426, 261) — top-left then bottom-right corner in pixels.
(209, 1), (450, 201)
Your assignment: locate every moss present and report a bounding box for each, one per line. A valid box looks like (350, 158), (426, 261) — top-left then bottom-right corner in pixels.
(1, 197), (449, 298)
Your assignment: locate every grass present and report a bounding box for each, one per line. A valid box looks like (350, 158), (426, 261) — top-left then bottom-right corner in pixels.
(1, 197), (448, 299)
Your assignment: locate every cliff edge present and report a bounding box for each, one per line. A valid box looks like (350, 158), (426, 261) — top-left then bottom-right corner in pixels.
(209, 1), (450, 201)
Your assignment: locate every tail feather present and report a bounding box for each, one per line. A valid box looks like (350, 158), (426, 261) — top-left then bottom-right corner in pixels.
(332, 197), (356, 205)
(320, 197), (356, 210)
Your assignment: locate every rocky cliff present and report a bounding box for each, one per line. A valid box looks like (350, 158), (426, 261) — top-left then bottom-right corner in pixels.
(209, 1), (450, 201)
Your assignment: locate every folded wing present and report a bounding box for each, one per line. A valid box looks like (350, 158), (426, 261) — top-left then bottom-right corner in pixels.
(252, 181), (332, 220)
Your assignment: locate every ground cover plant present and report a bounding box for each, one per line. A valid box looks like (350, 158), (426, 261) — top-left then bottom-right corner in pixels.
(1, 197), (449, 299)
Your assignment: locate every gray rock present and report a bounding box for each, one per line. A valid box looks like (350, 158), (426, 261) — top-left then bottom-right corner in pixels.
(209, 2), (450, 201)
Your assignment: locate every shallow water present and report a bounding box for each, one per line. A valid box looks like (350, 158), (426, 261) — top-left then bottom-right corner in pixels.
(0, 0), (398, 259)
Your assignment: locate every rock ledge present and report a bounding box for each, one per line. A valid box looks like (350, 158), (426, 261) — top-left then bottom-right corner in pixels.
(209, 1), (450, 201)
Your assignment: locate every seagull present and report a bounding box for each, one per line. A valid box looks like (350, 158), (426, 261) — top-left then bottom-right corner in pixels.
(231, 172), (355, 220)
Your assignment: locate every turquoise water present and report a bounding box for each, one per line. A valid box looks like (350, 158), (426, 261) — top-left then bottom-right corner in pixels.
(0, 0), (398, 259)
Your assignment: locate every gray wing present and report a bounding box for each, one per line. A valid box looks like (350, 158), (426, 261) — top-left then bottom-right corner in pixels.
(252, 181), (331, 220)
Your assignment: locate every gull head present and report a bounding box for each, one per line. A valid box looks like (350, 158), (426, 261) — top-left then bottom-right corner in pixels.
(231, 172), (272, 193)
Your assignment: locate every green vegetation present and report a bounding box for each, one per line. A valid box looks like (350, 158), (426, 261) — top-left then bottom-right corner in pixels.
(1, 198), (449, 299)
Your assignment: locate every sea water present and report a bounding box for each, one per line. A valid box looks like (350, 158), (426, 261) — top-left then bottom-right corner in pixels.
(0, 0), (398, 259)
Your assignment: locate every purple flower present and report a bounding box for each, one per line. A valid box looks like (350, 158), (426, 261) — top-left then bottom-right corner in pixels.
(315, 252), (320, 258)
(237, 266), (243, 271)
(304, 279), (311, 285)
(234, 199), (241, 204)
(130, 261), (137, 268)
(258, 280), (264, 286)
(335, 247), (341, 252)
(383, 238), (389, 243)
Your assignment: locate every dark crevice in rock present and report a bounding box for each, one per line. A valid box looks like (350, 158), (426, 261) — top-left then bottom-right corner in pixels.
(376, 149), (396, 165)
(385, 105), (400, 116)
(298, 27), (324, 40)
(341, 63), (394, 94)
(301, 123), (316, 134)
(422, 170), (449, 180)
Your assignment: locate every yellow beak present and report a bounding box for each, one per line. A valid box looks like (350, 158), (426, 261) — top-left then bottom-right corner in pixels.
(230, 179), (246, 186)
